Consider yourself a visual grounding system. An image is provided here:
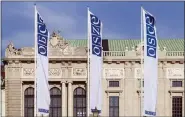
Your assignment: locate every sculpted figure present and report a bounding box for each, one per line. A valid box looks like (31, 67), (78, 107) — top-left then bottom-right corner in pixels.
(6, 42), (22, 56)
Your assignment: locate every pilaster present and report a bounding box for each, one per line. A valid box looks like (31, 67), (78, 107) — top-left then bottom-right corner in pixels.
(68, 82), (73, 116)
(62, 82), (67, 116)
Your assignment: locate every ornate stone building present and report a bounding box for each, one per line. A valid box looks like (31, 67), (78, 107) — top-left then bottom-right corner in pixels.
(2, 32), (184, 117)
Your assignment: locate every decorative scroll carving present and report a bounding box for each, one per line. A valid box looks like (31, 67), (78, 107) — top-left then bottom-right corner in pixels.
(49, 68), (61, 76)
(104, 68), (124, 78)
(23, 68), (34, 76)
(134, 68), (143, 78)
(73, 68), (87, 77)
(167, 68), (184, 78)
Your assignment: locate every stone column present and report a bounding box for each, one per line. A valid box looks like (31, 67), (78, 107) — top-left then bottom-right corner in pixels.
(62, 82), (66, 117)
(68, 82), (73, 116)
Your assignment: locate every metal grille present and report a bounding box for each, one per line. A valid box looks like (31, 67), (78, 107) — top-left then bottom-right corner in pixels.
(172, 81), (182, 87)
(109, 96), (119, 117)
(109, 81), (119, 87)
(49, 87), (62, 117)
(24, 87), (34, 117)
(73, 87), (86, 117)
(172, 96), (182, 117)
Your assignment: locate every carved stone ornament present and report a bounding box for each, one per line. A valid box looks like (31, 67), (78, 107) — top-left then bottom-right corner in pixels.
(134, 68), (143, 78)
(49, 32), (68, 50)
(104, 68), (124, 78)
(63, 46), (73, 55)
(23, 68), (34, 76)
(5, 42), (23, 57)
(73, 68), (87, 77)
(166, 68), (184, 78)
(50, 36), (59, 47)
(5, 32), (87, 57)
(49, 68), (61, 76)
(135, 42), (160, 56)
(23, 68), (61, 77)
(136, 42), (144, 56)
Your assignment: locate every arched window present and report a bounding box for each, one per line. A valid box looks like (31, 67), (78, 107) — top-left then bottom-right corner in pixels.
(49, 87), (62, 117)
(73, 87), (86, 117)
(24, 87), (34, 117)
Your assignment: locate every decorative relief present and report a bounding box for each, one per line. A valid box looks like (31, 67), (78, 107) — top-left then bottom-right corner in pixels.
(23, 68), (34, 76)
(136, 42), (144, 56)
(8, 68), (14, 72)
(134, 68), (143, 78)
(63, 46), (73, 55)
(73, 68), (87, 77)
(8, 67), (20, 72)
(5, 42), (22, 57)
(104, 68), (124, 78)
(23, 68), (61, 77)
(49, 68), (61, 76)
(5, 32), (87, 57)
(166, 68), (184, 78)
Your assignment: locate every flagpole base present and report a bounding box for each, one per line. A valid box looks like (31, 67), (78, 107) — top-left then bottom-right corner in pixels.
(91, 107), (100, 117)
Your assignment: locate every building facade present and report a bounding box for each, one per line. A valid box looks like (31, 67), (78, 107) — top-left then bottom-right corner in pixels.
(3, 32), (184, 117)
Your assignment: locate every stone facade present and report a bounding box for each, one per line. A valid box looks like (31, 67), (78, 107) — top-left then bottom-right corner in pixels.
(2, 33), (184, 116)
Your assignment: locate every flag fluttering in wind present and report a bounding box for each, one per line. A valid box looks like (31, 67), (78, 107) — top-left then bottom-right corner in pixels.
(142, 7), (158, 116)
(35, 5), (50, 116)
(87, 8), (103, 116)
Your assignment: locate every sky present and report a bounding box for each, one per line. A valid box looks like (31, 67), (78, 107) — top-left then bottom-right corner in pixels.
(1, 1), (184, 57)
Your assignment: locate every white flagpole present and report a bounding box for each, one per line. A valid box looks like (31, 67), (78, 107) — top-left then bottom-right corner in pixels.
(141, 6), (143, 117)
(34, 3), (37, 117)
(87, 7), (90, 117)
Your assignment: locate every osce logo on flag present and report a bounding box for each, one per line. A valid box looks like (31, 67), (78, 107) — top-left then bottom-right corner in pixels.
(37, 13), (48, 57)
(145, 13), (157, 58)
(90, 14), (102, 57)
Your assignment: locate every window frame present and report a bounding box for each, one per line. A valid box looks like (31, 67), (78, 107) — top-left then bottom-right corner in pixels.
(109, 96), (119, 117)
(24, 87), (34, 117)
(109, 81), (120, 87)
(73, 87), (86, 117)
(49, 87), (62, 117)
(172, 80), (183, 87)
(172, 96), (182, 117)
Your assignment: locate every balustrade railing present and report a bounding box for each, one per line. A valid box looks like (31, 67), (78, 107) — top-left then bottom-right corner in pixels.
(103, 51), (184, 57)
(166, 51), (184, 56)
(103, 51), (125, 56)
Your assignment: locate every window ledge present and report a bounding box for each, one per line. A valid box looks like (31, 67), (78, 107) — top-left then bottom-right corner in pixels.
(169, 89), (184, 93)
(105, 89), (123, 93)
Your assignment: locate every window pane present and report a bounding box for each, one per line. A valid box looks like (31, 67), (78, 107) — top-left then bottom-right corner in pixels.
(172, 96), (182, 117)
(172, 81), (182, 87)
(109, 81), (119, 87)
(109, 96), (119, 117)
(24, 87), (34, 117)
(73, 87), (86, 117)
(49, 87), (61, 117)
